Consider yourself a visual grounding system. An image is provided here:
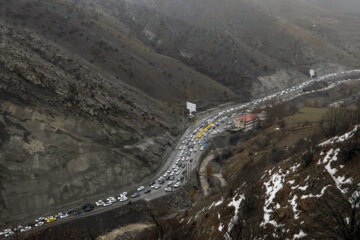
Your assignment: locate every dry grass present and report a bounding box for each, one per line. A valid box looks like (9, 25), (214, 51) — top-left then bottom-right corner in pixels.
(284, 107), (328, 125)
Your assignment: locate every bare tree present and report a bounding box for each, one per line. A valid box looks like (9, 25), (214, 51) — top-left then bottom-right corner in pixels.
(319, 107), (349, 138)
(301, 135), (320, 167)
(310, 187), (360, 240)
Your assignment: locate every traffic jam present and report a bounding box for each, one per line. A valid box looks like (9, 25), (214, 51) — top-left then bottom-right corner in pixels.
(1, 70), (358, 238)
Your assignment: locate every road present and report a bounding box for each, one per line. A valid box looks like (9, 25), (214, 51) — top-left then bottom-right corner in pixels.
(2, 69), (360, 238)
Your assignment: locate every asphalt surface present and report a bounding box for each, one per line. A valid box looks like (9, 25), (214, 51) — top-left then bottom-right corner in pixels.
(2, 69), (360, 238)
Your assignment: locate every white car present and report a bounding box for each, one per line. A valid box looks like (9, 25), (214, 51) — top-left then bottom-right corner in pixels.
(36, 217), (45, 223)
(95, 200), (105, 206)
(13, 225), (23, 231)
(106, 197), (116, 203)
(118, 195), (128, 202)
(103, 202), (112, 207)
(165, 187), (173, 192)
(137, 186), (145, 191)
(5, 232), (14, 237)
(20, 226), (31, 232)
(174, 182), (181, 188)
(35, 221), (44, 227)
(60, 213), (69, 219)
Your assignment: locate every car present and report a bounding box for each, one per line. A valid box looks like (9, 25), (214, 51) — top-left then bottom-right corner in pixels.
(66, 209), (75, 215)
(2, 229), (11, 235)
(154, 184), (161, 189)
(144, 188), (151, 193)
(95, 200), (105, 206)
(45, 216), (54, 221)
(4, 231), (14, 237)
(103, 202), (112, 207)
(106, 197), (116, 203)
(131, 192), (140, 198)
(137, 186), (145, 191)
(35, 221), (44, 227)
(13, 225), (23, 231)
(73, 210), (83, 215)
(20, 226), (31, 232)
(165, 187), (173, 192)
(83, 203), (94, 212)
(35, 217), (45, 223)
(122, 192), (128, 196)
(46, 217), (57, 223)
(174, 182), (181, 188)
(118, 195), (128, 202)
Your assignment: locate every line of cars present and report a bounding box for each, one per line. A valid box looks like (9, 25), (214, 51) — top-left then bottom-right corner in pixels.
(0, 91), (284, 238)
(0, 204), (95, 238)
(95, 192), (128, 207)
(2, 70), (355, 238)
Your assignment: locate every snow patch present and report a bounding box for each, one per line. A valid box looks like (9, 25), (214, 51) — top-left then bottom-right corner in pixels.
(290, 163), (301, 172)
(225, 194), (245, 239)
(301, 185), (331, 199)
(215, 198), (224, 207)
(323, 149), (352, 194)
(293, 230), (307, 239)
(289, 195), (300, 219)
(195, 207), (206, 220)
(218, 223), (224, 232)
(320, 125), (360, 146)
(261, 169), (287, 228)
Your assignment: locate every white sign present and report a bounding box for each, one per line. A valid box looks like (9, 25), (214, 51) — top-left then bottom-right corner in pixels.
(186, 102), (196, 114)
(309, 69), (315, 78)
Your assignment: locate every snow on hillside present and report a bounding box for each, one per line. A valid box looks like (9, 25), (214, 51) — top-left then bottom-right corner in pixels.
(178, 125), (360, 239)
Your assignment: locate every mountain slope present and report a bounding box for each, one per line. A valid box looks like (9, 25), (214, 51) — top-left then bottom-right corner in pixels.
(117, 0), (360, 97)
(0, 0), (240, 224)
(0, 0), (238, 107)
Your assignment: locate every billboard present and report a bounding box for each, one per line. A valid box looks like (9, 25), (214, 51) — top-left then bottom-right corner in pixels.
(309, 69), (315, 78)
(186, 102), (196, 114)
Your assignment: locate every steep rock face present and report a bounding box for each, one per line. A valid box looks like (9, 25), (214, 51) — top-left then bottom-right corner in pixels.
(0, 0), (243, 224)
(0, 21), (180, 223)
(0, 0), (238, 108)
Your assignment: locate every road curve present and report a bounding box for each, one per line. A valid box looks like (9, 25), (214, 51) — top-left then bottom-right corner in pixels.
(2, 69), (360, 238)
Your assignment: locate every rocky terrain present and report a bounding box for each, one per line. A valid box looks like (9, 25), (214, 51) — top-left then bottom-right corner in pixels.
(1, 0), (360, 229)
(103, 81), (360, 240)
(123, 0), (360, 96)
(23, 81), (360, 240)
(0, 0), (238, 224)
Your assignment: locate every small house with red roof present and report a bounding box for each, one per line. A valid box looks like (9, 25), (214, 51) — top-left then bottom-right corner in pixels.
(234, 113), (259, 131)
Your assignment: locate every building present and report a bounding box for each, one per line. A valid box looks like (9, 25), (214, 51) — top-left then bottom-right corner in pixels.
(259, 111), (268, 121)
(234, 114), (259, 131)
